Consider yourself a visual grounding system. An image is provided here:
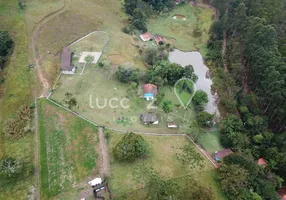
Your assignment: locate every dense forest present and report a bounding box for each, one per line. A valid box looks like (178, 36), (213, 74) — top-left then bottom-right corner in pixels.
(205, 0), (286, 199)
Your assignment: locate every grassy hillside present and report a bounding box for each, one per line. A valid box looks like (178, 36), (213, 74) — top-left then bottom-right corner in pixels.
(148, 3), (215, 55)
(38, 99), (99, 199)
(0, 0), (33, 199)
(108, 131), (227, 200)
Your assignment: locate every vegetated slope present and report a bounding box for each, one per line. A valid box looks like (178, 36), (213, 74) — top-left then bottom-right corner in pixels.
(34, 0), (142, 86)
(206, 0), (286, 199)
(0, 0), (33, 199)
(38, 99), (99, 199)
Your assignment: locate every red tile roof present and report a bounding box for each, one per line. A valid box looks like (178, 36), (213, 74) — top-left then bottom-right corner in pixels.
(154, 35), (164, 45)
(140, 32), (153, 41)
(257, 158), (267, 167)
(214, 149), (233, 160)
(278, 187), (286, 200)
(143, 84), (158, 95)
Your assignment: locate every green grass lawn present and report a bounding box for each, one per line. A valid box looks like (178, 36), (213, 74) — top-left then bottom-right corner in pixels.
(147, 3), (215, 53)
(108, 131), (226, 200)
(198, 131), (224, 154)
(38, 99), (99, 199)
(51, 66), (196, 133)
(174, 79), (195, 108)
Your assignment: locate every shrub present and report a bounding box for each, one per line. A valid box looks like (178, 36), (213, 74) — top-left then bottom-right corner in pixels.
(85, 55), (94, 63)
(123, 24), (135, 35)
(115, 66), (139, 83)
(4, 105), (32, 140)
(98, 62), (104, 67)
(0, 31), (13, 68)
(18, 0), (26, 9)
(0, 157), (23, 178)
(196, 111), (214, 127)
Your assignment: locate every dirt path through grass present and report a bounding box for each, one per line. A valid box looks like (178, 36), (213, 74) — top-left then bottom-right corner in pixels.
(31, 0), (72, 98)
(98, 127), (110, 176)
(33, 97), (41, 200)
(31, 1), (72, 199)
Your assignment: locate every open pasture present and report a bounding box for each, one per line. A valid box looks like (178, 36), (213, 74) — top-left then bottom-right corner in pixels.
(38, 99), (99, 199)
(108, 131), (226, 200)
(147, 3), (215, 53)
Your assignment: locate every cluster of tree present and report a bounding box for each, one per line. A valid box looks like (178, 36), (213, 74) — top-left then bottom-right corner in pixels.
(123, 0), (175, 33)
(192, 89), (208, 111)
(143, 48), (168, 66)
(219, 153), (282, 199)
(121, 162), (214, 200)
(144, 60), (186, 86)
(64, 92), (78, 110)
(207, 0), (286, 131)
(219, 113), (286, 199)
(204, 0), (286, 198)
(0, 31), (13, 69)
(112, 132), (150, 161)
(4, 105), (32, 140)
(115, 66), (140, 84)
(184, 64), (198, 83)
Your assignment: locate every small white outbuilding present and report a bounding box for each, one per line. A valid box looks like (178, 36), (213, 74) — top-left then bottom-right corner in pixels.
(88, 177), (103, 186)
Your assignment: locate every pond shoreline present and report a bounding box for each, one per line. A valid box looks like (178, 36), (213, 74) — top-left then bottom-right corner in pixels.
(168, 49), (220, 118)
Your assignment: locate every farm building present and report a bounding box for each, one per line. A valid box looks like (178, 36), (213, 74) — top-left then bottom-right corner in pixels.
(257, 158), (267, 167)
(213, 149), (233, 161)
(154, 35), (164, 45)
(60, 47), (76, 74)
(143, 83), (158, 101)
(140, 32), (153, 41)
(167, 122), (177, 128)
(140, 114), (159, 125)
(277, 187), (286, 200)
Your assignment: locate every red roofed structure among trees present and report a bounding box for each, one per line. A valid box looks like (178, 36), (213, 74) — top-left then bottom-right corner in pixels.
(154, 35), (164, 45)
(278, 187), (286, 200)
(257, 158), (267, 167)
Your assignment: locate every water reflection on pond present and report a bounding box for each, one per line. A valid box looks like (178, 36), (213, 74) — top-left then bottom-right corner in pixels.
(169, 49), (220, 117)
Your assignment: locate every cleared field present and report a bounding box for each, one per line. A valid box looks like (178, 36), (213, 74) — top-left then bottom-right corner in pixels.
(69, 31), (109, 53)
(25, 0), (65, 32)
(198, 131), (224, 154)
(0, 1), (34, 199)
(51, 66), (196, 133)
(148, 3), (215, 54)
(108, 131), (226, 200)
(38, 99), (99, 199)
(33, 0), (144, 86)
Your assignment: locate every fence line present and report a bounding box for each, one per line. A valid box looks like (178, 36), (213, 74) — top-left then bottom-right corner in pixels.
(44, 98), (218, 168)
(68, 31), (110, 48)
(79, 62), (87, 75)
(185, 135), (218, 168)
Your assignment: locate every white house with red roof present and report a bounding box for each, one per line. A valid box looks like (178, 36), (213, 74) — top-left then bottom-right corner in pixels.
(143, 83), (158, 101)
(140, 32), (153, 42)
